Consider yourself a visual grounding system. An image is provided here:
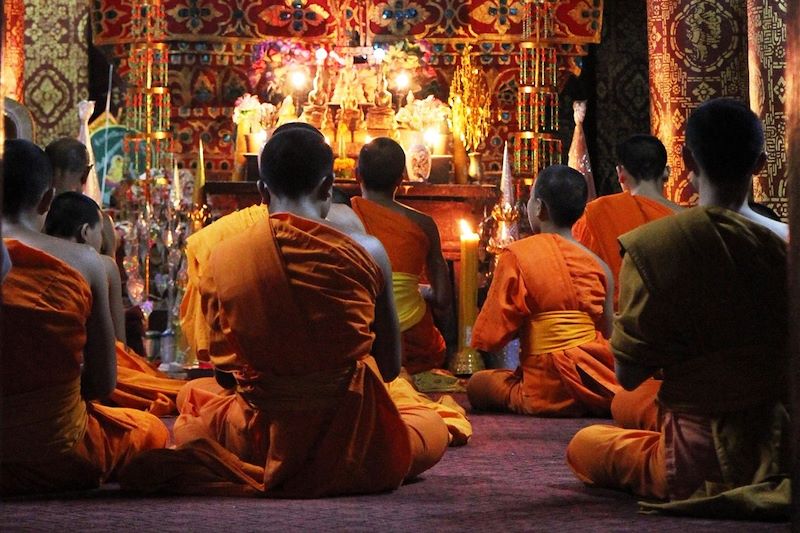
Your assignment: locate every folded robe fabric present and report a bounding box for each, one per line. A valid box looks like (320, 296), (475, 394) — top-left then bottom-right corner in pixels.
(1, 239), (168, 495)
(572, 191), (674, 309)
(468, 234), (619, 416)
(108, 341), (185, 416)
(180, 204), (269, 363)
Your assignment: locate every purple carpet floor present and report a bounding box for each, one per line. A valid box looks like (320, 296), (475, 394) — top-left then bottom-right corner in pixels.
(1, 394), (789, 532)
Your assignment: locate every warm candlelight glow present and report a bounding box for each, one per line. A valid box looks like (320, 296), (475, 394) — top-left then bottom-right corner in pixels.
(314, 47), (328, 64)
(194, 139), (206, 206)
(395, 72), (410, 90)
(458, 218), (480, 352)
(290, 70), (307, 90)
(373, 47), (386, 64)
(459, 219), (475, 236)
(364, 135), (373, 144)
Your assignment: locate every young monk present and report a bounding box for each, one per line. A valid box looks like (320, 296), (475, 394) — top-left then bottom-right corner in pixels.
(467, 165), (619, 417)
(1, 140), (168, 495)
(45, 137), (92, 195)
(351, 137), (453, 375)
(572, 135), (682, 430)
(43, 192), (184, 416)
(566, 98), (789, 519)
(120, 128), (456, 497)
(181, 121), (364, 364)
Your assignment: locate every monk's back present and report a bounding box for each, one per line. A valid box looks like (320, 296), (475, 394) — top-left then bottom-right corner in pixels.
(350, 196), (428, 275)
(509, 234), (607, 320)
(1, 239), (91, 395)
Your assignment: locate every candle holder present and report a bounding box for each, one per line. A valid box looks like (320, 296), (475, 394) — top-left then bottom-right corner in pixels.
(450, 220), (486, 376)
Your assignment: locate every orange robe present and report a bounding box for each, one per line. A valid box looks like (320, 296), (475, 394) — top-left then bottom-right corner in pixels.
(572, 192), (674, 429)
(179, 202), (470, 445)
(351, 197), (446, 374)
(467, 234), (619, 416)
(108, 341), (185, 416)
(1, 240), (169, 495)
(120, 215), (450, 497)
(567, 208), (789, 519)
(180, 204), (269, 363)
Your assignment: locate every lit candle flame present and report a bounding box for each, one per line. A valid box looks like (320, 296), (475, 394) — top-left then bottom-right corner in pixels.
(459, 219), (475, 236)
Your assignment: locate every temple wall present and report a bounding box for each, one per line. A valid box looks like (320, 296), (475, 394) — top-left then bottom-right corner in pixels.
(647, 0), (750, 206)
(747, 0), (788, 218)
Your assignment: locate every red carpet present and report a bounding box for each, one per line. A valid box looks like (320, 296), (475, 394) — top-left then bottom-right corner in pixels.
(1, 394), (787, 531)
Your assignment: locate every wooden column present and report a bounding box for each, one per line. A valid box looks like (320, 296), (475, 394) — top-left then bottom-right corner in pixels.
(785, 0), (800, 522)
(747, 0), (788, 219)
(647, 0), (750, 205)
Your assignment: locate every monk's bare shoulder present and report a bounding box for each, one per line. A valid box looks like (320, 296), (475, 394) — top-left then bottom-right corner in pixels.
(35, 234), (106, 289)
(326, 203), (366, 234)
(348, 232), (392, 273)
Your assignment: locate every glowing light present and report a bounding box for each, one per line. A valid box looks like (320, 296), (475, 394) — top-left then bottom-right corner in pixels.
(364, 135), (373, 144)
(315, 47), (328, 64)
(373, 48), (386, 64)
(459, 219), (476, 237)
(254, 129), (268, 149)
(324, 136), (331, 145)
(395, 72), (410, 90)
(423, 128), (439, 146)
(290, 70), (307, 90)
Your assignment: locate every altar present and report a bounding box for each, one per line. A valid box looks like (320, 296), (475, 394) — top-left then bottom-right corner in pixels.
(204, 180), (499, 261)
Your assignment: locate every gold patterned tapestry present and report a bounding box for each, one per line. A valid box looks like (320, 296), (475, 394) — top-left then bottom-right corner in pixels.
(747, 0), (787, 219)
(23, 0), (90, 146)
(648, 0), (749, 206)
(2, 0), (25, 103)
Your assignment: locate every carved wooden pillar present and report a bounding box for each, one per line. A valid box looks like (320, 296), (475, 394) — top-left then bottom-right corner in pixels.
(785, 0), (800, 523)
(647, 0), (750, 205)
(747, 0), (788, 218)
(1, 0), (25, 102)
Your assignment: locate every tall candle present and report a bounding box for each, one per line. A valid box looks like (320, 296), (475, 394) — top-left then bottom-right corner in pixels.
(171, 159), (181, 209)
(458, 219), (479, 350)
(194, 139), (205, 205)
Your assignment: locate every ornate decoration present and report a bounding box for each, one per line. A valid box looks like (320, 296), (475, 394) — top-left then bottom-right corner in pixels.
(263, 0), (331, 36)
(23, 0), (89, 144)
(166, 0), (223, 34)
(371, 1), (427, 36)
(471, 0), (524, 36)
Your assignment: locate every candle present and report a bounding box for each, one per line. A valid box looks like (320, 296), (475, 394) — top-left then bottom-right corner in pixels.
(171, 159), (181, 209)
(458, 219), (479, 351)
(194, 139), (205, 205)
(500, 140), (514, 206)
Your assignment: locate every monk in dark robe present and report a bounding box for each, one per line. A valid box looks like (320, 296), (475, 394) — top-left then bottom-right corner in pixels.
(351, 137), (453, 375)
(120, 128), (455, 497)
(566, 98), (790, 520)
(43, 192), (185, 415)
(467, 165), (619, 416)
(1, 140), (168, 495)
(572, 135), (682, 431)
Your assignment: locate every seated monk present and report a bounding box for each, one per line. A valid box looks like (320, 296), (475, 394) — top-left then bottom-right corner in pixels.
(573, 135), (682, 431)
(1, 140), (168, 495)
(181, 121), (364, 365)
(351, 137), (452, 375)
(43, 192), (184, 416)
(467, 165), (619, 417)
(120, 128), (455, 497)
(566, 99), (790, 520)
(179, 125), (471, 445)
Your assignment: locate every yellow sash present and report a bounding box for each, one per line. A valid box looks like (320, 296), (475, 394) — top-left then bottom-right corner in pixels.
(523, 310), (597, 355)
(1, 378), (88, 462)
(392, 272), (427, 332)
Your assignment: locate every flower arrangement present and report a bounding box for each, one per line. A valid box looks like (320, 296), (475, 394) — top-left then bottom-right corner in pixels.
(232, 93), (277, 132)
(333, 157), (356, 180)
(382, 39), (436, 91)
(395, 94), (450, 132)
(250, 40), (312, 98)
